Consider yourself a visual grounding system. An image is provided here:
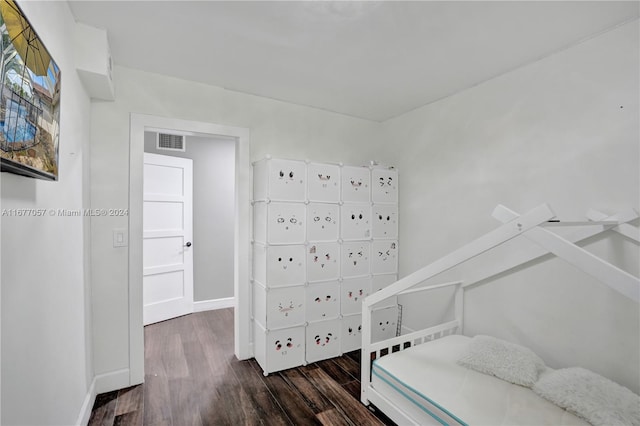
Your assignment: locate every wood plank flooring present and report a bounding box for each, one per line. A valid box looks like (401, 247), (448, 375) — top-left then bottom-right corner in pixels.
(88, 309), (395, 426)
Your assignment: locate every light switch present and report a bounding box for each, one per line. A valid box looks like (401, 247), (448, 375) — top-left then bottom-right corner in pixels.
(113, 228), (128, 247)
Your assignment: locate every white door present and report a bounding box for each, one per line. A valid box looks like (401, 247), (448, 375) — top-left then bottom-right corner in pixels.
(143, 153), (193, 325)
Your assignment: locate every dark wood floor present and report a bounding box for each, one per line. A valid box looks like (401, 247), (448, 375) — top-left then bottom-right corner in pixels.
(88, 308), (395, 425)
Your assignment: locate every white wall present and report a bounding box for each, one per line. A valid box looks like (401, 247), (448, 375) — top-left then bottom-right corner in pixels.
(0, 2), (93, 425)
(90, 66), (381, 379)
(382, 20), (640, 393)
(144, 132), (236, 301)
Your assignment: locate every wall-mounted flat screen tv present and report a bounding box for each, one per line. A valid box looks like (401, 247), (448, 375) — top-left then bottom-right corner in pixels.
(0, 0), (60, 181)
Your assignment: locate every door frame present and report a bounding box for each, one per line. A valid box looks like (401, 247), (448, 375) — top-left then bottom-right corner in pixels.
(129, 113), (251, 384)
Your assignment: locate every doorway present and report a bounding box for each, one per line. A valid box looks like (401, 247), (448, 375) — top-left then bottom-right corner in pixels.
(129, 113), (251, 385)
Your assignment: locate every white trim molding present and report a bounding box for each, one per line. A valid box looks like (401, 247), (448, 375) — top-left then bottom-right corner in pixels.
(75, 378), (97, 426)
(193, 297), (236, 312)
(129, 113), (252, 386)
(76, 368), (132, 425)
(94, 368), (131, 394)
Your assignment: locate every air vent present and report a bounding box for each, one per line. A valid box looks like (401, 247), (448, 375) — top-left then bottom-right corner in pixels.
(157, 133), (185, 152)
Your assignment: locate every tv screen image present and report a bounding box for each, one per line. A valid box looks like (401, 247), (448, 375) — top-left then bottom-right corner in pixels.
(0, 0), (60, 181)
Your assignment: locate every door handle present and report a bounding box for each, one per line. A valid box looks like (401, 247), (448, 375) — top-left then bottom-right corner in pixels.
(185, 242), (192, 247)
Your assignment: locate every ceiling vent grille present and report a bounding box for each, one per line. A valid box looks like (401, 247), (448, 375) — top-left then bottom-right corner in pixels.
(157, 133), (185, 152)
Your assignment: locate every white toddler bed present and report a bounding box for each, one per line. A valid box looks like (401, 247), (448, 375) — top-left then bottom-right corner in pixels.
(360, 204), (640, 426)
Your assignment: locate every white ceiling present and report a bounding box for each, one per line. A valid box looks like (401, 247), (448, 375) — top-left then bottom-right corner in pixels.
(68, 1), (639, 122)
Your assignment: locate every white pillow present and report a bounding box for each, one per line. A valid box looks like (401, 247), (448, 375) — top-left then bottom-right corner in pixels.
(533, 367), (640, 426)
(457, 335), (545, 387)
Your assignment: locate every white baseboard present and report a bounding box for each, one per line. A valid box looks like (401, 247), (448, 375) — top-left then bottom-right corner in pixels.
(242, 342), (254, 360)
(193, 297), (235, 312)
(76, 369), (131, 425)
(75, 377), (97, 426)
(94, 368), (131, 394)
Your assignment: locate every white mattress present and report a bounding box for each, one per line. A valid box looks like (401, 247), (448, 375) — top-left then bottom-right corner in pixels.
(371, 335), (590, 426)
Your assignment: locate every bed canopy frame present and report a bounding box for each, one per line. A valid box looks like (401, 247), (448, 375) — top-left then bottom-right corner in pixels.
(360, 203), (640, 421)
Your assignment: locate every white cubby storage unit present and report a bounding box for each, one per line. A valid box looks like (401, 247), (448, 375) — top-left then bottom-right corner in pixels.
(252, 158), (399, 375)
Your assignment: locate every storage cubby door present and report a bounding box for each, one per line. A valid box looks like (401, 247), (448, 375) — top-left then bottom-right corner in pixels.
(265, 326), (305, 373)
(372, 204), (398, 239)
(341, 166), (370, 203)
(340, 204), (372, 241)
(306, 281), (340, 322)
(372, 306), (398, 343)
(341, 276), (371, 315)
(307, 203), (339, 242)
(371, 168), (398, 204)
(265, 286), (305, 329)
(306, 242), (340, 282)
(267, 159), (307, 202)
(307, 163), (340, 203)
(371, 240), (398, 275)
(341, 314), (362, 353)
(340, 241), (370, 278)
(265, 245), (306, 287)
(306, 319), (341, 363)
(265, 202), (306, 244)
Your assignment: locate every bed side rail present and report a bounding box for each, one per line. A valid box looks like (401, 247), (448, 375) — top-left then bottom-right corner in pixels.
(369, 319), (460, 356)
